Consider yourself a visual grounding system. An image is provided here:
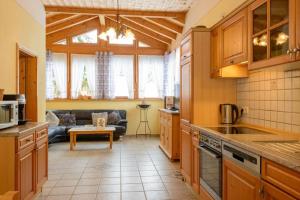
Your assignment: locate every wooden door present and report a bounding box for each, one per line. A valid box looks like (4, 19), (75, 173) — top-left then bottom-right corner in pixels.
(191, 131), (199, 193)
(211, 27), (221, 77)
(17, 148), (35, 200)
(221, 8), (248, 66)
(262, 181), (296, 200)
(180, 122), (191, 183)
(25, 57), (37, 122)
(223, 158), (260, 200)
(36, 141), (48, 190)
(180, 60), (191, 122)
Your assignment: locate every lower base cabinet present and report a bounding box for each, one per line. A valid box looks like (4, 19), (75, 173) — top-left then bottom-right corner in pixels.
(261, 180), (296, 200)
(223, 158), (260, 200)
(191, 128), (199, 193)
(180, 121), (192, 183)
(200, 184), (214, 200)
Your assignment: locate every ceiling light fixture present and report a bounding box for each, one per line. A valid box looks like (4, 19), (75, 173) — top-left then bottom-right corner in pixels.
(98, 0), (135, 42)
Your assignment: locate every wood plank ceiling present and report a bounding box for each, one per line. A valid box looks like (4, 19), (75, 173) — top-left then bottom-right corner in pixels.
(43, 0), (192, 50)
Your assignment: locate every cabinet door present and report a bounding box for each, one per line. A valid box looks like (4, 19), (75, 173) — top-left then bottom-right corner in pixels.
(180, 60), (191, 122)
(221, 8), (248, 66)
(249, 0), (296, 69)
(262, 180), (296, 200)
(18, 148), (35, 200)
(36, 141), (48, 190)
(223, 158), (260, 200)
(296, 0), (300, 60)
(211, 27), (222, 77)
(191, 133), (199, 193)
(180, 122), (191, 183)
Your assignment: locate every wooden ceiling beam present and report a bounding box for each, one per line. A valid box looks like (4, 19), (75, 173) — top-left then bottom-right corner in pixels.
(47, 15), (97, 34)
(145, 18), (183, 33)
(46, 18), (100, 45)
(124, 17), (177, 40)
(46, 13), (76, 25)
(106, 16), (172, 44)
(106, 18), (167, 50)
(44, 6), (186, 21)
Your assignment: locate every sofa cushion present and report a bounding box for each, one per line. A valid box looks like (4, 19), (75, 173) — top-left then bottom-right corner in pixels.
(58, 114), (76, 126)
(107, 111), (121, 125)
(92, 112), (108, 126)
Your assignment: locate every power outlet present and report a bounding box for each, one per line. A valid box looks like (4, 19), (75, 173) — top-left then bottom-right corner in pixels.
(241, 106), (249, 115)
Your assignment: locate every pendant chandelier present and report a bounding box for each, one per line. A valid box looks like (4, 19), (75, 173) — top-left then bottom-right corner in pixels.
(98, 0), (135, 42)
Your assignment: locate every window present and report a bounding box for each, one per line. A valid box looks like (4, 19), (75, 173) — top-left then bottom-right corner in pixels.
(109, 37), (134, 45)
(71, 54), (96, 99)
(46, 53), (67, 99)
(138, 41), (150, 48)
(138, 55), (164, 98)
(111, 55), (134, 98)
(72, 30), (98, 44)
(53, 39), (67, 45)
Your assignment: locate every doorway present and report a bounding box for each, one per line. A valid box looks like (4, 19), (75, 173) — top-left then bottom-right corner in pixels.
(17, 44), (38, 122)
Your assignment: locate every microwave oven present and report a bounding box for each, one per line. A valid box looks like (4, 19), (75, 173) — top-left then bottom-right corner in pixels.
(0, 101), (18, 130)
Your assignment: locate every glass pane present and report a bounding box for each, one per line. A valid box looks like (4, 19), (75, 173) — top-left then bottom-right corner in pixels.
(109, 37), (134, 45)
(252, 33), (268, 62)
(72, 30), (98, 44)
(253, 3), (267, 34)
(270, 24), (289, 58)
(270, 0), (289, 26)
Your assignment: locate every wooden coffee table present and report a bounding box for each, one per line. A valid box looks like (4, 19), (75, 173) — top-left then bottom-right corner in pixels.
(68, 126), (116, 150)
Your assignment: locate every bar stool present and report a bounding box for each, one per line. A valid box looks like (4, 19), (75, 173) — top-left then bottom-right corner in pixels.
(136, 104), (151, 136)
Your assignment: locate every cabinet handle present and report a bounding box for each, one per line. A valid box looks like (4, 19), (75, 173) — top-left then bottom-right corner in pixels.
(259, 185), (265, 199)
(26, 138), (31, 142)
(230, 60), (234, 64)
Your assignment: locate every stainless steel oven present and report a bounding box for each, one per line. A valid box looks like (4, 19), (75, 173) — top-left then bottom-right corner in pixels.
(0, 101), (18, 130)
(199, 132), (222, 200)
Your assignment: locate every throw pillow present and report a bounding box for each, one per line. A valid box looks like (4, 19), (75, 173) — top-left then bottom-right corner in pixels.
(57, 114), (76, 126)
(92, 112), (108, 126)
(46, 111), (59, 126)
(107, 111), (121, 125)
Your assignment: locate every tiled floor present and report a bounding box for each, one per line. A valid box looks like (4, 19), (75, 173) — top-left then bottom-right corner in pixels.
(35, 136), (199, 200)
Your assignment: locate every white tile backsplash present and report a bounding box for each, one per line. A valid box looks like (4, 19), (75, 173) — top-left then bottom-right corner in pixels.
(237, 69), (300, 134)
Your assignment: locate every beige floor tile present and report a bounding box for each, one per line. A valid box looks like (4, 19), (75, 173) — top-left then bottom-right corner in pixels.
(77, 178), (101, 186)
(141, 176), (162, 183)
(143, 183), (166, 191)
(49, 186), (75, 195)
(46, 195), (71, 200)
(97, 192), (121, 200)
(62, 173), (81, 180)
(71, 194), (97, 200)
(139, 170), (159, 177)
(99, 184), (121, 193)
(43, 180), (58, 188)
(73, 185), (99, 194)
(101, 171), (121, 178)
(122, 184), (144, 192)
(122, 192), (146, 200)
(121, 176), (142, 184)
(121, 171), (140, 177)
(101, 178), (120, 185)
(56, 179), (78, 187)
(145, 191), (171, 200)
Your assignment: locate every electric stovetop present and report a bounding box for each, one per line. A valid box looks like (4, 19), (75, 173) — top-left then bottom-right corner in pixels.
(207, 126), (271, 135)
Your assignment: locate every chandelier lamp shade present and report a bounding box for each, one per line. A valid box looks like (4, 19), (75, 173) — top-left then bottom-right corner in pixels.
(98, 0), (135, 42)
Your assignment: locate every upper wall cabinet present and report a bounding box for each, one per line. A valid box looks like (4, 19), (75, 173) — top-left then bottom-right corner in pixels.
(248, 0), (298, 69)
(220, 8), (248, 67)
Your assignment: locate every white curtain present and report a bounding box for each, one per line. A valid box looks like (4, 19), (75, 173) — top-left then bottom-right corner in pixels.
(95, 52), (114, 99)
(71, 54), (96, 99)
(111, 55), (134, 99)
(46, 51), (67, 99)
(163, 51), (176, 96)
(139, 55), (164, 98)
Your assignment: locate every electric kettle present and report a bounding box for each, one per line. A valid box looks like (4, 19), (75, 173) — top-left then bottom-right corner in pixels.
(220, 104), (239, 124)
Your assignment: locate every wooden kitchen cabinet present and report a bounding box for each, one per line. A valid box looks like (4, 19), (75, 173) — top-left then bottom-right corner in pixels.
(191, 128), (199, 193)
(223, 158), (261, 200)
(159, 110), (180, 160)
(248, 0), (297, 69)
(180, 58), (191, 123)
(180, 121), (192, 183)
(261, 180), (296, 200)
(200, 184), (215, 200)
(0, 123), (48, 200)
(220, 8), (248, 66)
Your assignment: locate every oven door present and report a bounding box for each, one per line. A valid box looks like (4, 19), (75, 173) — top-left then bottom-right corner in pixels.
(199, 144), (222, 200)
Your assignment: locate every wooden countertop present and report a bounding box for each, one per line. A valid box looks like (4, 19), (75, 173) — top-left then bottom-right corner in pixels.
(0, 122), (48, 137)
(159, 108), (180, 114)
(193, 123), (300, 173)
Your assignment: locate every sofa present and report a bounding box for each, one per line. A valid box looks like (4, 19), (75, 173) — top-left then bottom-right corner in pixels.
(48, 109), (127, 143)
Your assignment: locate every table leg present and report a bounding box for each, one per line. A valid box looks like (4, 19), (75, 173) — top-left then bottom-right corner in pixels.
(74, 133), (77, 146)
(70, 132), (73, 151)
(109, 132), (112, 149)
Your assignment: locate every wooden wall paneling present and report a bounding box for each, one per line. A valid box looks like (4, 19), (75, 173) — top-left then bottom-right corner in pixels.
(44, 6), (186, 20)
(46, 15), (97, 34)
